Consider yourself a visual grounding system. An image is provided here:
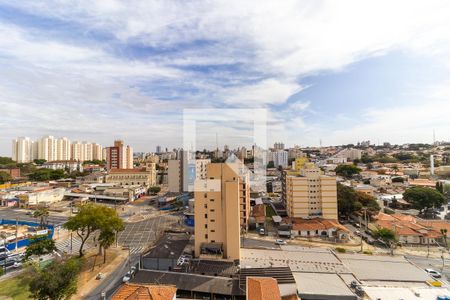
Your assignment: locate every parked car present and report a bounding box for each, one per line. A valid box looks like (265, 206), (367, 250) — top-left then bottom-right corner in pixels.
(122, 272), (132, 282)
(425, 268), (442, 278)
(259, 228), (265, 236)
(275, 239), (286, 245)
(355, 230), (361, 236)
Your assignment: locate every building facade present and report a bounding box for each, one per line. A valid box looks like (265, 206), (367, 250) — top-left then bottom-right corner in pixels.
(194, 163), (249, 260)
(106, 140), (133, 170)
(286, 163), (338, 220)
(167, 155), (211, 193)
(12, 137), (33, 163)
(105, 166), (156, 187)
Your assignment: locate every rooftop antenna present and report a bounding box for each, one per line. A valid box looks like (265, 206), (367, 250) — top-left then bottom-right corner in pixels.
(319, 139), (322, 148)
(216, 132), (219, 151)
(433, 129), (436, 145)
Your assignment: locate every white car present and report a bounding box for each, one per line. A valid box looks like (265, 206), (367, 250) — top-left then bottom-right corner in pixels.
(275, 239), (286, 245)
(122, 272), (132, 283)
(425, 268), (442, 278)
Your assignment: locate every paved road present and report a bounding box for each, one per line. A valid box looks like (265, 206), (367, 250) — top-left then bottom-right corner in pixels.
(242, 237), (281, 250)
(0, 207), (68, 226)
(406, 255), (450, 285)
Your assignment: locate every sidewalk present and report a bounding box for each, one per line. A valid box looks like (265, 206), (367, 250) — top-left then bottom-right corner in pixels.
(73, 248), (128, 300)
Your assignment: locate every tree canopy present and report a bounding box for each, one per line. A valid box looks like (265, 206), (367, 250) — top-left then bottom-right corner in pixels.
(25, 236), (56, 258)
(149, 186), (161, 195)
(29, 169), (66, 181)
(335, 164), (361, 178)
(0, 171), (13, 184)
(28, 257), (82, 300)
(337, 183), (380, 217)
(403, 186), (446, 211)
(64, 204), (124, 257)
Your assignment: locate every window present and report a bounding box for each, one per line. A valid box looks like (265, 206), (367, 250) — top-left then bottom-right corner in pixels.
(205, 214), (208, 218)
(205, 234), (208, 239)
(204, 204), (207, 209)
(211, 230), (215, 233)
(210, 209), (215, 212)
(204, 193), (207, 198)
(210, 199), (214, 202)
(205, 224), (208, 229)
(211, 219), (215, 222)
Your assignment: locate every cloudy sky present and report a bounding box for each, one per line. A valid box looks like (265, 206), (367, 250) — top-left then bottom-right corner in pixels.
(2, 0), (450, 155)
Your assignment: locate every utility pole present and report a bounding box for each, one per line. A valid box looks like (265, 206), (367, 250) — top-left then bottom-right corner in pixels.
(15, 217), (18, 251)
(360, 217), (363, 252)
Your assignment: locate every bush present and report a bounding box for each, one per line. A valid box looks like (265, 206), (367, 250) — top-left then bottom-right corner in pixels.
(335, 247), (346, 253)
(363, 250), (373, 255)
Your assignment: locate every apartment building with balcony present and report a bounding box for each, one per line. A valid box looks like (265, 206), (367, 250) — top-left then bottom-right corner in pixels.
(194, 163), (249, 260)
(286, 163), (338, 220)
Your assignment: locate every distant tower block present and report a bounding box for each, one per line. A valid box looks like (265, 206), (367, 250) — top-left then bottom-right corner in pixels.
(430, 155), (435, 176)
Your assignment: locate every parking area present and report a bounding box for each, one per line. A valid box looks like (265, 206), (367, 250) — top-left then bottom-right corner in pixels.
(0, 207), (68, 226)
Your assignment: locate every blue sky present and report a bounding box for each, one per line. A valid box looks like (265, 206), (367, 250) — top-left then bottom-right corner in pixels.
(1, 0), (450, 155)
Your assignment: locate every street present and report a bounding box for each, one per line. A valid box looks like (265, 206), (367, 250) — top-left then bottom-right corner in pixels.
(406, 255), (450, 285)
(0, 207), (68, 226)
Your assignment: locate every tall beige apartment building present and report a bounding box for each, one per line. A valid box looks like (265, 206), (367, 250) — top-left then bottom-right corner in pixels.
(194, 163), (250, 260)
(167, 153), (210, 193)
(286, 163), (338, 220)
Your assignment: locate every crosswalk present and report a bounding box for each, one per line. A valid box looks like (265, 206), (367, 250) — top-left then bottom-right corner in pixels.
(55, 237), (92, 254)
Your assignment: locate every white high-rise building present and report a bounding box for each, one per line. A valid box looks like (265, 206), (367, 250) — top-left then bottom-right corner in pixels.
(56, 137), (71, 161)
(12, 137), (33, 163)
(272, 150), (288, 168)
(92, 143), (103, 161)
(38, 136), (57, 162)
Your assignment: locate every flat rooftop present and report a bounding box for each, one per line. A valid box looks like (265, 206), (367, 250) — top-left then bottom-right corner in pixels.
(337, 253), (432, 282)
(241, 247), (349, 273)
(292, 272), (356, 300)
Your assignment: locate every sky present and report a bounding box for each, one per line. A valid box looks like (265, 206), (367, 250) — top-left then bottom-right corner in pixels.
(2, 0), (450, 155)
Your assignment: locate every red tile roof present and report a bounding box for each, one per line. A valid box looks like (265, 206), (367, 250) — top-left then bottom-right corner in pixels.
(247, 277), (281, 300)
(111, 283), (176, 300)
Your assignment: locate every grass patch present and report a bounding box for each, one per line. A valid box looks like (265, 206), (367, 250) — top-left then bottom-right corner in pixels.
(363, 250), (373, 255)
(0, 277), (31, 300)
(335, 247), (346, 253)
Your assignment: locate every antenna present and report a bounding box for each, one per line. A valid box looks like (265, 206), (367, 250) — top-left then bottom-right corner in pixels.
(216, 132), (219, 150)
(319, 139), (322, 148)
(433, 129), (436, 145)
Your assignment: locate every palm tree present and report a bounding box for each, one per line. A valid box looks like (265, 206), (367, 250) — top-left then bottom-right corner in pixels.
(33, 206), (49, 229)
(391, 165), (399, 175)
(99, 229), (116, 264)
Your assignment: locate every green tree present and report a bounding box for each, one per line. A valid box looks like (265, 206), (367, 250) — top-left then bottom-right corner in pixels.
(29, 169), (66, 181)
(335, 164), (361, 178)
(149, 186), (161, 195)
(441, 228), (448, 249)
(337, 183), (380, 217)
(98, 229), (116, 264)
(0, 171), (13, 184)
(28, 257), (82, 300)
(267, 161), (275, 168)
(392, 177), (404, 183)
(64, 204), (124, 257)
(403, 186), (446, 212)
(25, 236), (56, 259)
(33, 206), (49, 229)
(33, 159), (47, 165)
(373, 227), (396, 255)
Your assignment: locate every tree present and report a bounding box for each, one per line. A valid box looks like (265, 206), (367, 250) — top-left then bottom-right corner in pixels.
(33, 206), (49, 229)
(0, 156), (16, 165)
(98, 229), (116, 264)
(403, 187), (446, 212)
(149, 186), (161, 195)
(0, 171), (12, 184)
(33, 159), (47, 165)
(28, 257), (82, 300)
(267, 161), (275, 168)
(25, 236), (56, 259)
(29, 169), (65, 181)
(337, 183), (380, 217)
(64, 204), (124, 257)
(441, 228), (448, 249)
(373, 227), (396, 255)
(335, 164), (361, 178)
(392, 177), (404, 183)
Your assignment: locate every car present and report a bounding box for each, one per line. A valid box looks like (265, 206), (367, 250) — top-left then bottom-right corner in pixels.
(425, 268), (442, 278)
(96, 272), (104, 280)
(354, 223), (361, 228)
(130, 266), (137, 275)
(355, 230), (361, 236)
(259, 228), (265, 236)
(25, 211), (33, 216)
(12, 261), (22, 268)
(122, 272), (132, 282)
(275, 239), (286, 245)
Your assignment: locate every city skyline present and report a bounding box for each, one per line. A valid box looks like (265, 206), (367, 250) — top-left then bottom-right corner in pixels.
(2, 1), (450, 155)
